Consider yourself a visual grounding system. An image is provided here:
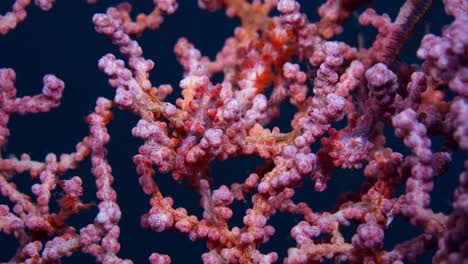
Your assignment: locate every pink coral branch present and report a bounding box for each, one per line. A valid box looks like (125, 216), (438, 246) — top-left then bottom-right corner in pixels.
(0, 0), (467, 263)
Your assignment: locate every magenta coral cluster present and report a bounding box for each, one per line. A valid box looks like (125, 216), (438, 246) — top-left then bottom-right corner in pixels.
(0, 0), (467, 263)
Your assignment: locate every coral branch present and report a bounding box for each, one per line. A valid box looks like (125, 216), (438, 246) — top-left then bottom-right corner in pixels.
(0, 0), (466, 263)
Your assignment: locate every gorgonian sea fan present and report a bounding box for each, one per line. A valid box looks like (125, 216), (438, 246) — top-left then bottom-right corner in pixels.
(0, 0), (467, 263)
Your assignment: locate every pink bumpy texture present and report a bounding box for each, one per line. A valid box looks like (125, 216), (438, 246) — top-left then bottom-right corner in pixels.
(0, 0), (467, 263)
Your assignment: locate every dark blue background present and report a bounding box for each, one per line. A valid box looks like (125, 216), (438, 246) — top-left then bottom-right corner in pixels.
(0, 1), (463, 263)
